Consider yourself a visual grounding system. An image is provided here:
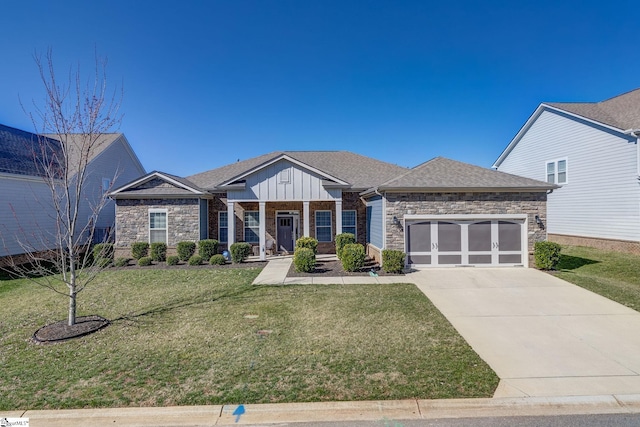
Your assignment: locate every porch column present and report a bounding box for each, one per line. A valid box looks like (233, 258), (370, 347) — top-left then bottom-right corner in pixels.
(303, 201), (310, 237)
(259, 202), (266, 261)
(335, 199), (342, 236)
(227, 201), (235, 247)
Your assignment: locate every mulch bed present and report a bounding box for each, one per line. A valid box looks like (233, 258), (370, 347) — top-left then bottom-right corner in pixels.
(115, 260), (268, 270)
(287, 257), (404, 277)
(33, 315), (110, 344)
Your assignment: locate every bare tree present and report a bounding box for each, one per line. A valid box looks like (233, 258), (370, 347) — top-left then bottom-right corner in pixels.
(4, 49), (122, 327)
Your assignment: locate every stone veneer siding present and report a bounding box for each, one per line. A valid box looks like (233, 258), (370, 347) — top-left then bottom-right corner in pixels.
(115, 198), (201, 251)
(384, 192), (548, 263)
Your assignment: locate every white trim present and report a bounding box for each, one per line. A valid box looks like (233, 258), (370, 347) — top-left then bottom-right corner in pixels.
(303, 201), (310, 237)
(0, 172), (48, 183)
(315, 210), (333, 242)
(148, 208), (168, 244)
(218, 211), (228, 243)
(276, 210), (300, 251)
(545, 157), (568, 185)
(259, 202), (266, 260)
(244, 210), (260, 243)
(341, 209), (357, 239)
(227, 202), (235, 246)
(110, 171), (207, 196)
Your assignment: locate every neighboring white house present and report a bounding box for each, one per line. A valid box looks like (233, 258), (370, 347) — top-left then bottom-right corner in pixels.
(493, 88), (640, 252)
(0, 124), (146, 259)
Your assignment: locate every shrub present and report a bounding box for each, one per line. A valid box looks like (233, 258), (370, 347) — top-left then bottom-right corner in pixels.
(188, 254), (203, 266)
(382, 249), (405, 274)
(295, 237), (318, 255)
(138, 256), (152, 266)
(210, 254), (226, 265)
(167, 255), (180, 266)
(114, 257), (129, 267)
(131, 242), (149, 260)
(341, 243), (366, 272)
(335, 233), (356, 259)
(150, 242), (167, 262)
(177, 241), (196, 261)
(535, 241), (562, 270)
(198, 239), (219, 260)
(95, 257), (112, 268)
(93, 243), (114, 262)
(293, 247), (316, 273)
(230, 242), (252, 263)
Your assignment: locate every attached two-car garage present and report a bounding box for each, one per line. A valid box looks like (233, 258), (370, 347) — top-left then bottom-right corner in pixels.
(405, 215), (527, 267)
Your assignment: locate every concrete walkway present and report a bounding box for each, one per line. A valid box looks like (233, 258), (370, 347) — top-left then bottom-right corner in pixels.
(409, 268), (640, 398)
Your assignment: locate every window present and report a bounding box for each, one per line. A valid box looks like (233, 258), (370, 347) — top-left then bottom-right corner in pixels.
(244, 211), (259, 243)
(315, 211), (332, 242)
(342, 210), (356, 238)
(218, 211), (228, 243)
(102, 178), (111, 194)
(149, 210), (167, 244)
(546, 159), (568, 184)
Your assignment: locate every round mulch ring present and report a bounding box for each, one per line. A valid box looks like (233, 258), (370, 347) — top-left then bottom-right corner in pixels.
(33, 315), (110, 344)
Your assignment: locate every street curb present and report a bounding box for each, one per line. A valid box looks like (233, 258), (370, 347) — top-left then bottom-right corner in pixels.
(15, 394), (640, 426)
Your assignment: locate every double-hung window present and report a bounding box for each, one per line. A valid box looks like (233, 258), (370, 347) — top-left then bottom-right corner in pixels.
(218, 212), (228, 243)
(316, 211), (332, 242)
(546, 159), (568, 184)
(149, 209), (168, 244)
(342, 210), (357, 238)
(244, 211), (259, 243)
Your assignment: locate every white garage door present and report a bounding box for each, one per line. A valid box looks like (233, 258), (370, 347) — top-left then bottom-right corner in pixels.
(405, 217), (526, 267)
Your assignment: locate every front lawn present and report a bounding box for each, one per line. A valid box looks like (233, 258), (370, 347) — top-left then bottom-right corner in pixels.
(0, 268), (498, 410)
(555, 245), (640, 311)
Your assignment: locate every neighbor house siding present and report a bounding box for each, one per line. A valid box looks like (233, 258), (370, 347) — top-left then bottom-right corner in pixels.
(226, 159), (341, 201)
(497, 109), (640, 242)
(0, 175), (57, 257)
(366, 195), (383, 249)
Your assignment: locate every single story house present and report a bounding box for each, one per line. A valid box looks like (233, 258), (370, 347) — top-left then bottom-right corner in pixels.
(110, 151), (555, 267)
(493, 88), (640, 253)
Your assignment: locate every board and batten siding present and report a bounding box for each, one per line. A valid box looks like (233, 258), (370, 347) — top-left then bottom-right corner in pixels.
(366, 195), (384, 248)
(0, 175), (58, 256)
(226, 159), (341, 201)
(498, 108), (640, 242)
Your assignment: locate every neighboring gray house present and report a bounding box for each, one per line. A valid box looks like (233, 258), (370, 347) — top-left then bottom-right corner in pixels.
(110, 152), (554, 267)
(493, 88), (640, 253)
(0, 124), (145, 259)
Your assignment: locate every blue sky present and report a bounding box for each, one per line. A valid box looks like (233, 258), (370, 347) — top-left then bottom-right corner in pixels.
(1, 1), (639, 177)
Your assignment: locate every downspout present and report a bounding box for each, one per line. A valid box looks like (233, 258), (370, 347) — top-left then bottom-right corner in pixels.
(624, 129), (640, 177)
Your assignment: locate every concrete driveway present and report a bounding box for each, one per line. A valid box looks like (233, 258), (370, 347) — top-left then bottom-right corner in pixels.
(408, 268), (640, 398)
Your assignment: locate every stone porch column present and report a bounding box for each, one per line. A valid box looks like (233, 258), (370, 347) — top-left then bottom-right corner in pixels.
(303, 201), (310, 237)
(259, 202), (266, 261)
(227, 201), (235, 247)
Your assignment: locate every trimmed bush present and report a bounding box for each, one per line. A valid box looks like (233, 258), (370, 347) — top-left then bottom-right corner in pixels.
(114, 257), (129, 267)
(293, 247), (316, 273)
(230, 242), (252, 263)
(138, 256), (152, 266)
(341, 243), (366, 272)
(382, 249), (405, 274)
(150, 242), (167, 262)
(167, 255), (180, 266)
(534, 241), (562, 270)
(198, 239), (219, 260)
(188, 254), (203, 266)
(210, 254), (226, 265)
(95, 257), (112, 268)
(131, 242), (149, 260)
(177, 241), (196, 261)
(295, 237), (318, 255)
(335, 233), (356, 259)
(93, 243), (114, 262)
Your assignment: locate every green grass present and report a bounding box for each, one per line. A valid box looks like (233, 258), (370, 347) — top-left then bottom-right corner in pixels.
(0, 268), (498, 410)
(555, 245), (640, 311)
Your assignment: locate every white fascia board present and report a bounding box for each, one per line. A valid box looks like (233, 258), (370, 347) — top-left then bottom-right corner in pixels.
(110, 171), (205, 196)
(404, 213), (528, 221)
(218, 154), (350, 187)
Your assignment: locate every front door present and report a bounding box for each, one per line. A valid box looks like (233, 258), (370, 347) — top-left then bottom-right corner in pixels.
(277, 216), (294, 252)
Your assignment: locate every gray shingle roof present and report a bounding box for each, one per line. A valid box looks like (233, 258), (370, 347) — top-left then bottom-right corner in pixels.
(187, 151), (409, 190)
(370, 157), (556, 192)
(0, 124), (63, 177)
(547, 88), (640, 130)
(110, 171), (209, 198)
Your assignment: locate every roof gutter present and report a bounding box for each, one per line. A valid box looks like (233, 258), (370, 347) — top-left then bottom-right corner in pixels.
(624, 129), (640, 178)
